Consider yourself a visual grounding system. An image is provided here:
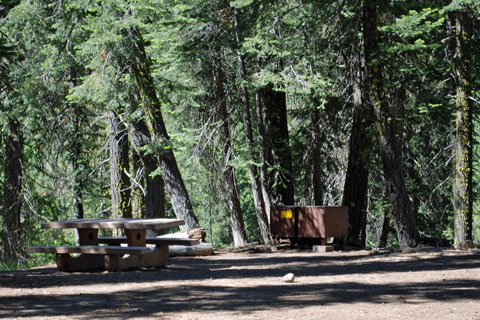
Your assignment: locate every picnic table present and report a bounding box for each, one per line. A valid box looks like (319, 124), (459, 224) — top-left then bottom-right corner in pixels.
(26, 218), (200, 272)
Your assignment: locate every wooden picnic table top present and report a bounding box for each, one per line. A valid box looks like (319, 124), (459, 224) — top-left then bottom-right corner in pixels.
(41, 218), (185, 230)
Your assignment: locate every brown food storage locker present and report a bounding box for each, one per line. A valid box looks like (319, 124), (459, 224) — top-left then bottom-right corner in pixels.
(270, 206), (348, 244)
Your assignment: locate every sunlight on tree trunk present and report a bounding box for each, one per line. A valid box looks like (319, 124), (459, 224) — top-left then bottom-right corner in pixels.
(213, 48), (248, 247)
(234, 9), (271, 245)
(363, 0), (419, 249)
(108, 109), (132, 219)
(129, 118), (166, 220)
(127, 28), (198, 231)
(1, 119), (23, 262)
(452, 6), (473, 249)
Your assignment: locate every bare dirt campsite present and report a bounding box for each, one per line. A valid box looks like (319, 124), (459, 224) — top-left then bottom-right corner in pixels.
(1, 247), (480, 320)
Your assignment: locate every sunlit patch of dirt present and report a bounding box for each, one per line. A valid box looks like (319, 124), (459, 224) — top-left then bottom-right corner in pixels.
(1, 247), (479, 320)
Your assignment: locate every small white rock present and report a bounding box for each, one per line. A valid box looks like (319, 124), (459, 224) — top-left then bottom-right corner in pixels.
(282, 273), (295, 283)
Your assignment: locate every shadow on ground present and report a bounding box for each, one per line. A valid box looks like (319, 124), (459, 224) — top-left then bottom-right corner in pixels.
(1, 249), (479, 319)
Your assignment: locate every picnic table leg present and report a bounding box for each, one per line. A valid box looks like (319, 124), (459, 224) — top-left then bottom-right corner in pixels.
(103, 228), (169, 271)
(56, 253), (105, 272)
(54, 228), (105, 272)
(77, 228), (99, 245)
(125, 229), (147, 246)
(104, 245), (169, 272)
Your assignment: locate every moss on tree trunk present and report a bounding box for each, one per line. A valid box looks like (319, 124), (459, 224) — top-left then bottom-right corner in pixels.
(363, 0), (419, 249)
(452, 7), (473, 249)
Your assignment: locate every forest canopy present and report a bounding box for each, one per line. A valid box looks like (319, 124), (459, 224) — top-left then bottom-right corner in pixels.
(0, 0), (479, 267)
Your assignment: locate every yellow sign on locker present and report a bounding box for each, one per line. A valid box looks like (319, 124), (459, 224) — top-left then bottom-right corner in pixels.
(281, 209), (293, 219)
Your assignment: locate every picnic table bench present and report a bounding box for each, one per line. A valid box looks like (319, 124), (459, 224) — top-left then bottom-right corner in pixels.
(26, 218), (199, 272)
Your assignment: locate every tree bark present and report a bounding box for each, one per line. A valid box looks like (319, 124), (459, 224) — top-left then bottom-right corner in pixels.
(257, 83), (295, 206)
(1, 119), (23, 262)
(213, 49), (248, 247)
(342, 58), (371, 248)
(128, 118), (166, 221)
(108, 110), (132, 218)
(127, 29), (198, 230)
(234, 10), (271, 245)
(379, 211), (390, 248)
(452, 6), (473, 248)
(255, 90), (273, 222)
(310, 107), (324, 206)
(71, 108), (84, 221)
(131, 152), (146, 218)
(68, 69), (84, 222)
(363, 0), (419, 249)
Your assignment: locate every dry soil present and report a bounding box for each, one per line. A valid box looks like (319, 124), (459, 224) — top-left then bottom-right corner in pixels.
(1, 246), (480, 319)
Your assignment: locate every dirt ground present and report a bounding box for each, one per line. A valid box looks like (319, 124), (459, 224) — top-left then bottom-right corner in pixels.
(1, 246), (480, 320)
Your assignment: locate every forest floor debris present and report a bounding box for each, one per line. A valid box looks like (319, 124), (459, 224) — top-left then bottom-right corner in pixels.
(1, 247), (480, 319)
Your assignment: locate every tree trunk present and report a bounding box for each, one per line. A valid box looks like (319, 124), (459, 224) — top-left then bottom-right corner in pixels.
(342, 59), (371, 248)
(131, 152), (146, 218)
(379, 211), (390, 248)
(71, 108), (84, 221)
(257, 83), (295, 206)
(213, 49), (248, 247)
(127, 29), (198, 230)
(255, 90), (273, 222)
(128, 118), (166, 221)
(1, 119), (23, 262)
(68, 69), (84, 223)
(452, 6), (473, 249)
(310, 107), (324, 206)
(108, 110), (132, 218)
(363, 0), (419, 249)
(234, 10), (271, 245)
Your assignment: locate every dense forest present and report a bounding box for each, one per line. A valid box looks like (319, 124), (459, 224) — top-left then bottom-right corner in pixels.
(0, 0), (479, 267)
